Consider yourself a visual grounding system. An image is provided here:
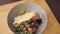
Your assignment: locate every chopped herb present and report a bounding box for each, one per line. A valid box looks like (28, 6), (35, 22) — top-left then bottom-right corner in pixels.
(17, 26), (22, 31)
(22, 21), (28, 26)
(20, 8), (26, 14)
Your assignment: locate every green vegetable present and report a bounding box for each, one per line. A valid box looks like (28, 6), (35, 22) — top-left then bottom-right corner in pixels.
(22, 21), (28, 26)
(20, 8), (26, 13)
(25, 31), (30, 34)
(17, 26), (22, 31)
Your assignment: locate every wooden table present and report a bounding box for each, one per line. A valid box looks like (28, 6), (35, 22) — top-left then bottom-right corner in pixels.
(0, 0), (60, 34)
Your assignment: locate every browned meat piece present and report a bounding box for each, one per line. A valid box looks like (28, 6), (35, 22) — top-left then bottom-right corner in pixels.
(34, 23), (38, 27)
(20, 24), (25, 28)
(31, 22), (35, 26)
(31, 15), (39, 21)
(32, 27), (36, 33)
(31, 22), (38, 27)
(26, 23), (32, 28)
(28, 27), (33, 34)
(23, 27), (27, 31)
(28, 27), (37, 34)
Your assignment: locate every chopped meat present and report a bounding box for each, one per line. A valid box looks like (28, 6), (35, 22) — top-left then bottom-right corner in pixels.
(20, 24), (25, 28)
(14, 12), (42, 34)
(31, 15), (39, 21)
(28, 27), (33, 34)
(23, 27), (27, 31)
(28, 27), (37, 34)
(32, 27), (36, 33)
(26, 23), (32, 28)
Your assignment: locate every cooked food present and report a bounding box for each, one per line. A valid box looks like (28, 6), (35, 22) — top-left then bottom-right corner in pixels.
(13, 8), (42, 34)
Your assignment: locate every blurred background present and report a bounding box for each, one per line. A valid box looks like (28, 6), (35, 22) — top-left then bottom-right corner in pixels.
(0, 0), (20, 5)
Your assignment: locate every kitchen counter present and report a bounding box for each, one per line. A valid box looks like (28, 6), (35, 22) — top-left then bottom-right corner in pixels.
(0, 0), (60, 34)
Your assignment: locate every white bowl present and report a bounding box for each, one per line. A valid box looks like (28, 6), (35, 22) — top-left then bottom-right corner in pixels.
(7, 2), (48, 34)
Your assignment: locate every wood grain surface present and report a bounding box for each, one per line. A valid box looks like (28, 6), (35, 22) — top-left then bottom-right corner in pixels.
(0, 0), (60, 34)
